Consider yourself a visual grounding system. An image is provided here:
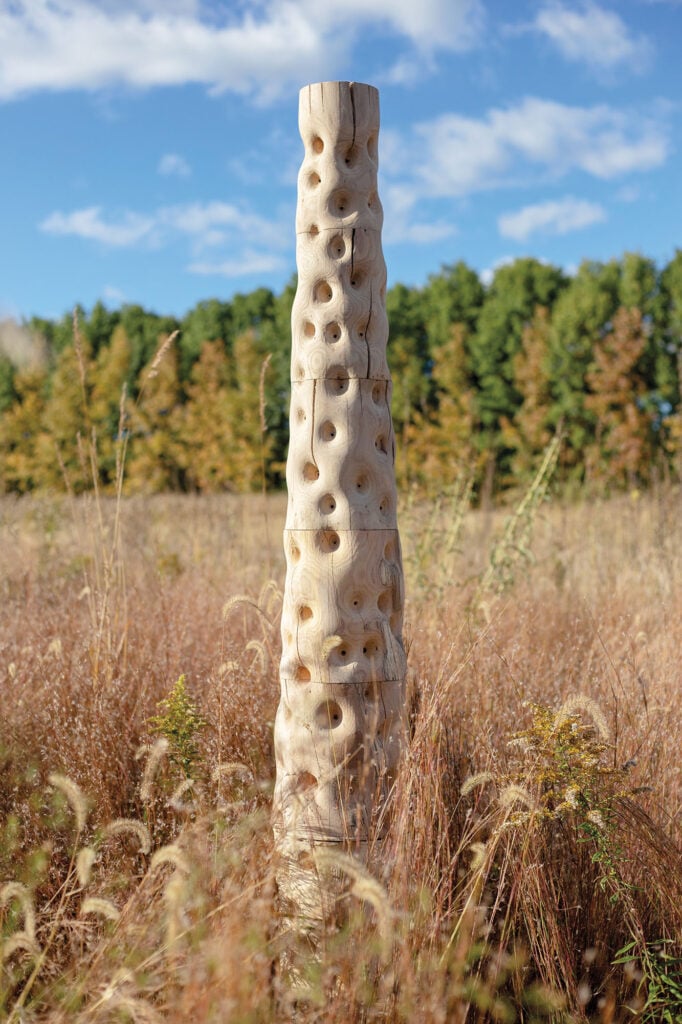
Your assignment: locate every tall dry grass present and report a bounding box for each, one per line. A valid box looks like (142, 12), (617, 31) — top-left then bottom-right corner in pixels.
(1, 481), (681, 1021)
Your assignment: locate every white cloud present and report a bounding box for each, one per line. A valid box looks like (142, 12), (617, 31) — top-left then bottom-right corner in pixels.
(380, 183), (457, 246)
(40, 206), (155, 246)
(0, 0), (483, 103)
(188, 252), (287, 277)
(533, 2), (652, 71)
(102, 284), (127, 304)
(39, 198), (289, 277)
(158, 152), (191, 177)
(498, 196), (606, 241)
(405, 97), (668, 198)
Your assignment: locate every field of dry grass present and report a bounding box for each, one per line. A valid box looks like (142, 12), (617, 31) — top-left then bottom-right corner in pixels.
(1, 484), (681, 1022)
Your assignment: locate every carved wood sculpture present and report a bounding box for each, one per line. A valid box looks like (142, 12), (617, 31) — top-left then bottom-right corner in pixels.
(273, 81), (406, 923)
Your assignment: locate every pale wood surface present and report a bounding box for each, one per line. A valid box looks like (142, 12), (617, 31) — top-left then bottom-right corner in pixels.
(273, 82), (405, 879)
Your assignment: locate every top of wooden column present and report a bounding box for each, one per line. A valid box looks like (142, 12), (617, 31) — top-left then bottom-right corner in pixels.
(295, 82), (382, 237)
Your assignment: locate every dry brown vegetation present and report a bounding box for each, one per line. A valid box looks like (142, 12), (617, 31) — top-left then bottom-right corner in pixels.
(1, 483), (681, 1022)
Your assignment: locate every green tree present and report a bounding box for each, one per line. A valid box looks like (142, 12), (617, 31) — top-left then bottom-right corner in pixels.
(422, 261), (484, 351)
(40, 339), (92, 491)
(178, 339), (237, 492)
(469, 258), (566, 467)
(584, 307), (654, 489)
(89, 325), (132, 487)
(0, 368), (49, 492)
(501, 306), (554, 483)
(126, 342), (183, 493)
(548, 259), (621, 478)
(410, 322), (478, 492)
(178, 298), (233, 381)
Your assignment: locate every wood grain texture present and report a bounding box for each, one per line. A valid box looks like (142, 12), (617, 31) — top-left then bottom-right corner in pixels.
(273, 83), (405, 899)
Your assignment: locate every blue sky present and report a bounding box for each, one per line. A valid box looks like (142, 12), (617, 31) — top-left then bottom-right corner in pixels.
(0, 0), (680, 322)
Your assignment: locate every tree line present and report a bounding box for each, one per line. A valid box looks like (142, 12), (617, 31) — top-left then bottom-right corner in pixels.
(1, 250), (681, 498)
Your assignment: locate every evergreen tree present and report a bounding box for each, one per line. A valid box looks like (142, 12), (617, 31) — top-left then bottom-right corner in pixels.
(548, 259), (621, 477)
(584, 307), (654, 489)
(501, 306), (553, 483)
(469, 258), (566, 465)
(126, 342), (183, 493)
(0, 368), (48, 492)
(409, 322), (477, 492)
(178, 339), (237, 492)
(89, 325), (132, 487)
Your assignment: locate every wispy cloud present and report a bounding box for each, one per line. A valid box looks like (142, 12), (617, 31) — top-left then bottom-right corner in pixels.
(399, 97), (668, 199)
(39, 198), (290, 277)
(0, 0), (484, 103)
(40, 206), (155, 246)
(188, 252), (287, 278)
(531, 2), (653, 72)
(158, 153), (191, 177)
(498, 196), (607, 241)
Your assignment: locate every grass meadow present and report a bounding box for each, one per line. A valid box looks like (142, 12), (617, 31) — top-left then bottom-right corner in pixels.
(1, 482), (681, 1022)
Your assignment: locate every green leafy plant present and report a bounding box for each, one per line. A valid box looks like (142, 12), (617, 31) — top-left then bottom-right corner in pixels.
(149, 675), (206, 778)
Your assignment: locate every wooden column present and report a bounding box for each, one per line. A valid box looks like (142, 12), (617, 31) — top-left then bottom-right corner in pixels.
(273, 81), (406, 919)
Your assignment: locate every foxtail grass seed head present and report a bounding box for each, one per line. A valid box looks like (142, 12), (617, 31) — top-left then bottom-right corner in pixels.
(461, 771), (495, 796)
(80, 897), (121, 922)
(48, 772), (88, 832)
(211, 762), (254, 784)
(138, 737), (170, 803)
(556, 695), (610, 740)
(104, 819), (152, 855)
(150, 844), (190, 875)
(168, 778), (195, 812)
(498, 784), (536, 810)
(145, 330), (178, 382)
(2, 932), (41, 962)
(77, 846), (97, 887)
(0, 882), (36, 940)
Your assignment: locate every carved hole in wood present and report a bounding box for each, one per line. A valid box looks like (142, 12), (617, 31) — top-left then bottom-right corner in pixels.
(320, 420), (337, 441)
(349, 592), (364, 610)
(303, 321), (315, 338)
(290, 542), (301, 562)
(349, 269), (364, 289)
(324, 321), (341, 343)
(375, 434), (388, 454)
(330, 190), (350, 216)
(317, 530), (340, 553)
(295, 771), (317, 791)
(296, 407), (307, 423)
(355, 472), (370, 494)
(303, 462), (319, 482)
(371, 381), (383, 404)
(316, 701), (343, 730)
(379, 495), (391, 515)
(363, 636), (381, 658)
(299, 605), (313, 621)
(328, 235), (346, 259)
(308, 171), (321, 188)
(319, 493), (336, 514)
(295, 665), (311, 682)
(309, 224), (319, 237)
(314, 280), (333, 303)
(367, 134), (378, 161)
(377, 589), (392, 614)
(326, 370), (349, 395)
(311, 136), (324, 154)
(356, 316), (369, 340)
(344, 144), (360, 167)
